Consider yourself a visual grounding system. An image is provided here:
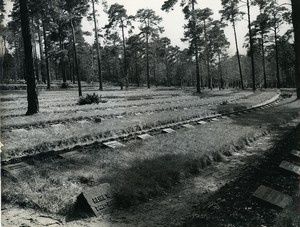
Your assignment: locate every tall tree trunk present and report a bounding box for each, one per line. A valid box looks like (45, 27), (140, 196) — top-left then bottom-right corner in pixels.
(91, 0), (103, 91)
(192, 1), (201, 93)
(291, 0), (300, 99)
(121, 24), (128, 88)
(146, 31), (150, 88)
(135, 52), (139, 87)
(37, 21), (46, 84)
(247, 0), (256, 91)
(0, 36), (4, 81)
(233, 20), (244, 90)
(274, 26), (281, 88)
(42, 21), (50, 89)
(19, 0), (39, 115)
(70, 16), (82, 96)
(59, 41), (67, 83)
(203, 20), (212, 90)
(261, 33), (267, 89)
(218, 53), (224, 90)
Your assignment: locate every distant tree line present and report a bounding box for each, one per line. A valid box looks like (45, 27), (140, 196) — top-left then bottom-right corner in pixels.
(0, 0), (299, 115)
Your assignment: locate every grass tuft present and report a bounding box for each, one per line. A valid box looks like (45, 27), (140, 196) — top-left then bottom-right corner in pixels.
(112, 154), (203, 208)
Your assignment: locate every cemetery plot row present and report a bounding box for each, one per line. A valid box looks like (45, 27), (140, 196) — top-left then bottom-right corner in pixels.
(1, 93), (280, 161)
(1, 94), (245, 129)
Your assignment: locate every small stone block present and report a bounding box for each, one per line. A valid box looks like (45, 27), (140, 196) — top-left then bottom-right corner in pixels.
(182, 124), (195, 129)
(2, 162), (31, 175)
(291, 149), (300, 158)
(11, 128), (27, 133)
(51, 124), (63, 128)
(135, 112), (142, 116)
(116, 116), (124, 119)
(78, 120), (89, 124)
(137, 134), (153, 140)
(197, 121), (207, 125)
(279, 161), (300, 175)
(103, 141), (125, 149)
(162, 128), (176, 133)
(80, 183), (113, 216)
(211, 118), (219, 121)
(59, 151), (81, 159)
(253, 185), (292, 208)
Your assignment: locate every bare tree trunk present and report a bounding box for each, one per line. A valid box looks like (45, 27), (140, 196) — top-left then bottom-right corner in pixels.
(19, 0), (39, 115)
(247, 0), (256, 91)
(121, 24), (128, 88)
(192, 1), (201, 93)
(146, 31), (150, 88)
(291, 0), (300, 99)
(261, 33), (267, 88)
(37, 21), (46, 84)
(274, 27), (281, 88)
(91, 0), (103, 91)
(233, 21), (244, 90)
(42, 21), (50, 89)
(70, 16), (82, 96)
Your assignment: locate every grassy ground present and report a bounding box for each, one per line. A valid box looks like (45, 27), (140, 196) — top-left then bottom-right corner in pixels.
(1, 89), (296, 220)
(1, 89), (277, 161)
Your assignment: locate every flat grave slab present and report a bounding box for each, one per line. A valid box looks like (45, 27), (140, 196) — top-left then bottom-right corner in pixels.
(78, 120), (89, 124)
(197, 121), (207, 125)
(279, 161), (300, 175)
(79, 183), (113, 217)
(59, 150), (82, 159)
(103, 141), (125, 149)
(137, 134), (153, 140)
(291, 149), (300, 158)
(162, 128), (176, 134)
(2, 162), (32, 175)
(11, 128), (27, 134)
(51, 123), (63, 128)
(253, 185), (292, 208)
(182, 124), (195, 129)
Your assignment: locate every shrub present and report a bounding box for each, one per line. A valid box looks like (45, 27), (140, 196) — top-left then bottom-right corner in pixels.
(77, 93), (107, 105)
(61, 82), (72, 89)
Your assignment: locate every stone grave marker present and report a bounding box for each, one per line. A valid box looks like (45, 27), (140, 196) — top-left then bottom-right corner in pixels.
(11, 128), (27, 134)
(103, 141), (125, 149)
(182, 124), (195, 129)
(77, 183), (113, 217)
(253, 185), (292, 208)
(2, 162), (32, 175)
(211, 118), (219, 121)
(137, 134), (153, 140)
(291, 149), (300, 158)
(135, 112), (142, 116)
(116, 116), (124, 119)
(59, 150), (82, 159)
(197, 121), (207, 125)
(162, 128), (176, 134)
(279, 161), (300, 175)
(51, 123), (63, 128)
(78, 120), (89, 124)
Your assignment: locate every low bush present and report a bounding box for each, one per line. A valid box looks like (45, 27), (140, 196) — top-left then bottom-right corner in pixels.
(77, 93), (107, 105)
(61, 82), (72, 89)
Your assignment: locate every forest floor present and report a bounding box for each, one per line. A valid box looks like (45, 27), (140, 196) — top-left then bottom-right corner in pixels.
(1, 86), (300, 226)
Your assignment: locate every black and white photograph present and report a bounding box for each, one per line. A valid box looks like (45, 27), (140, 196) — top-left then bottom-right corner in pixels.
(0, 0), (300, 226)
